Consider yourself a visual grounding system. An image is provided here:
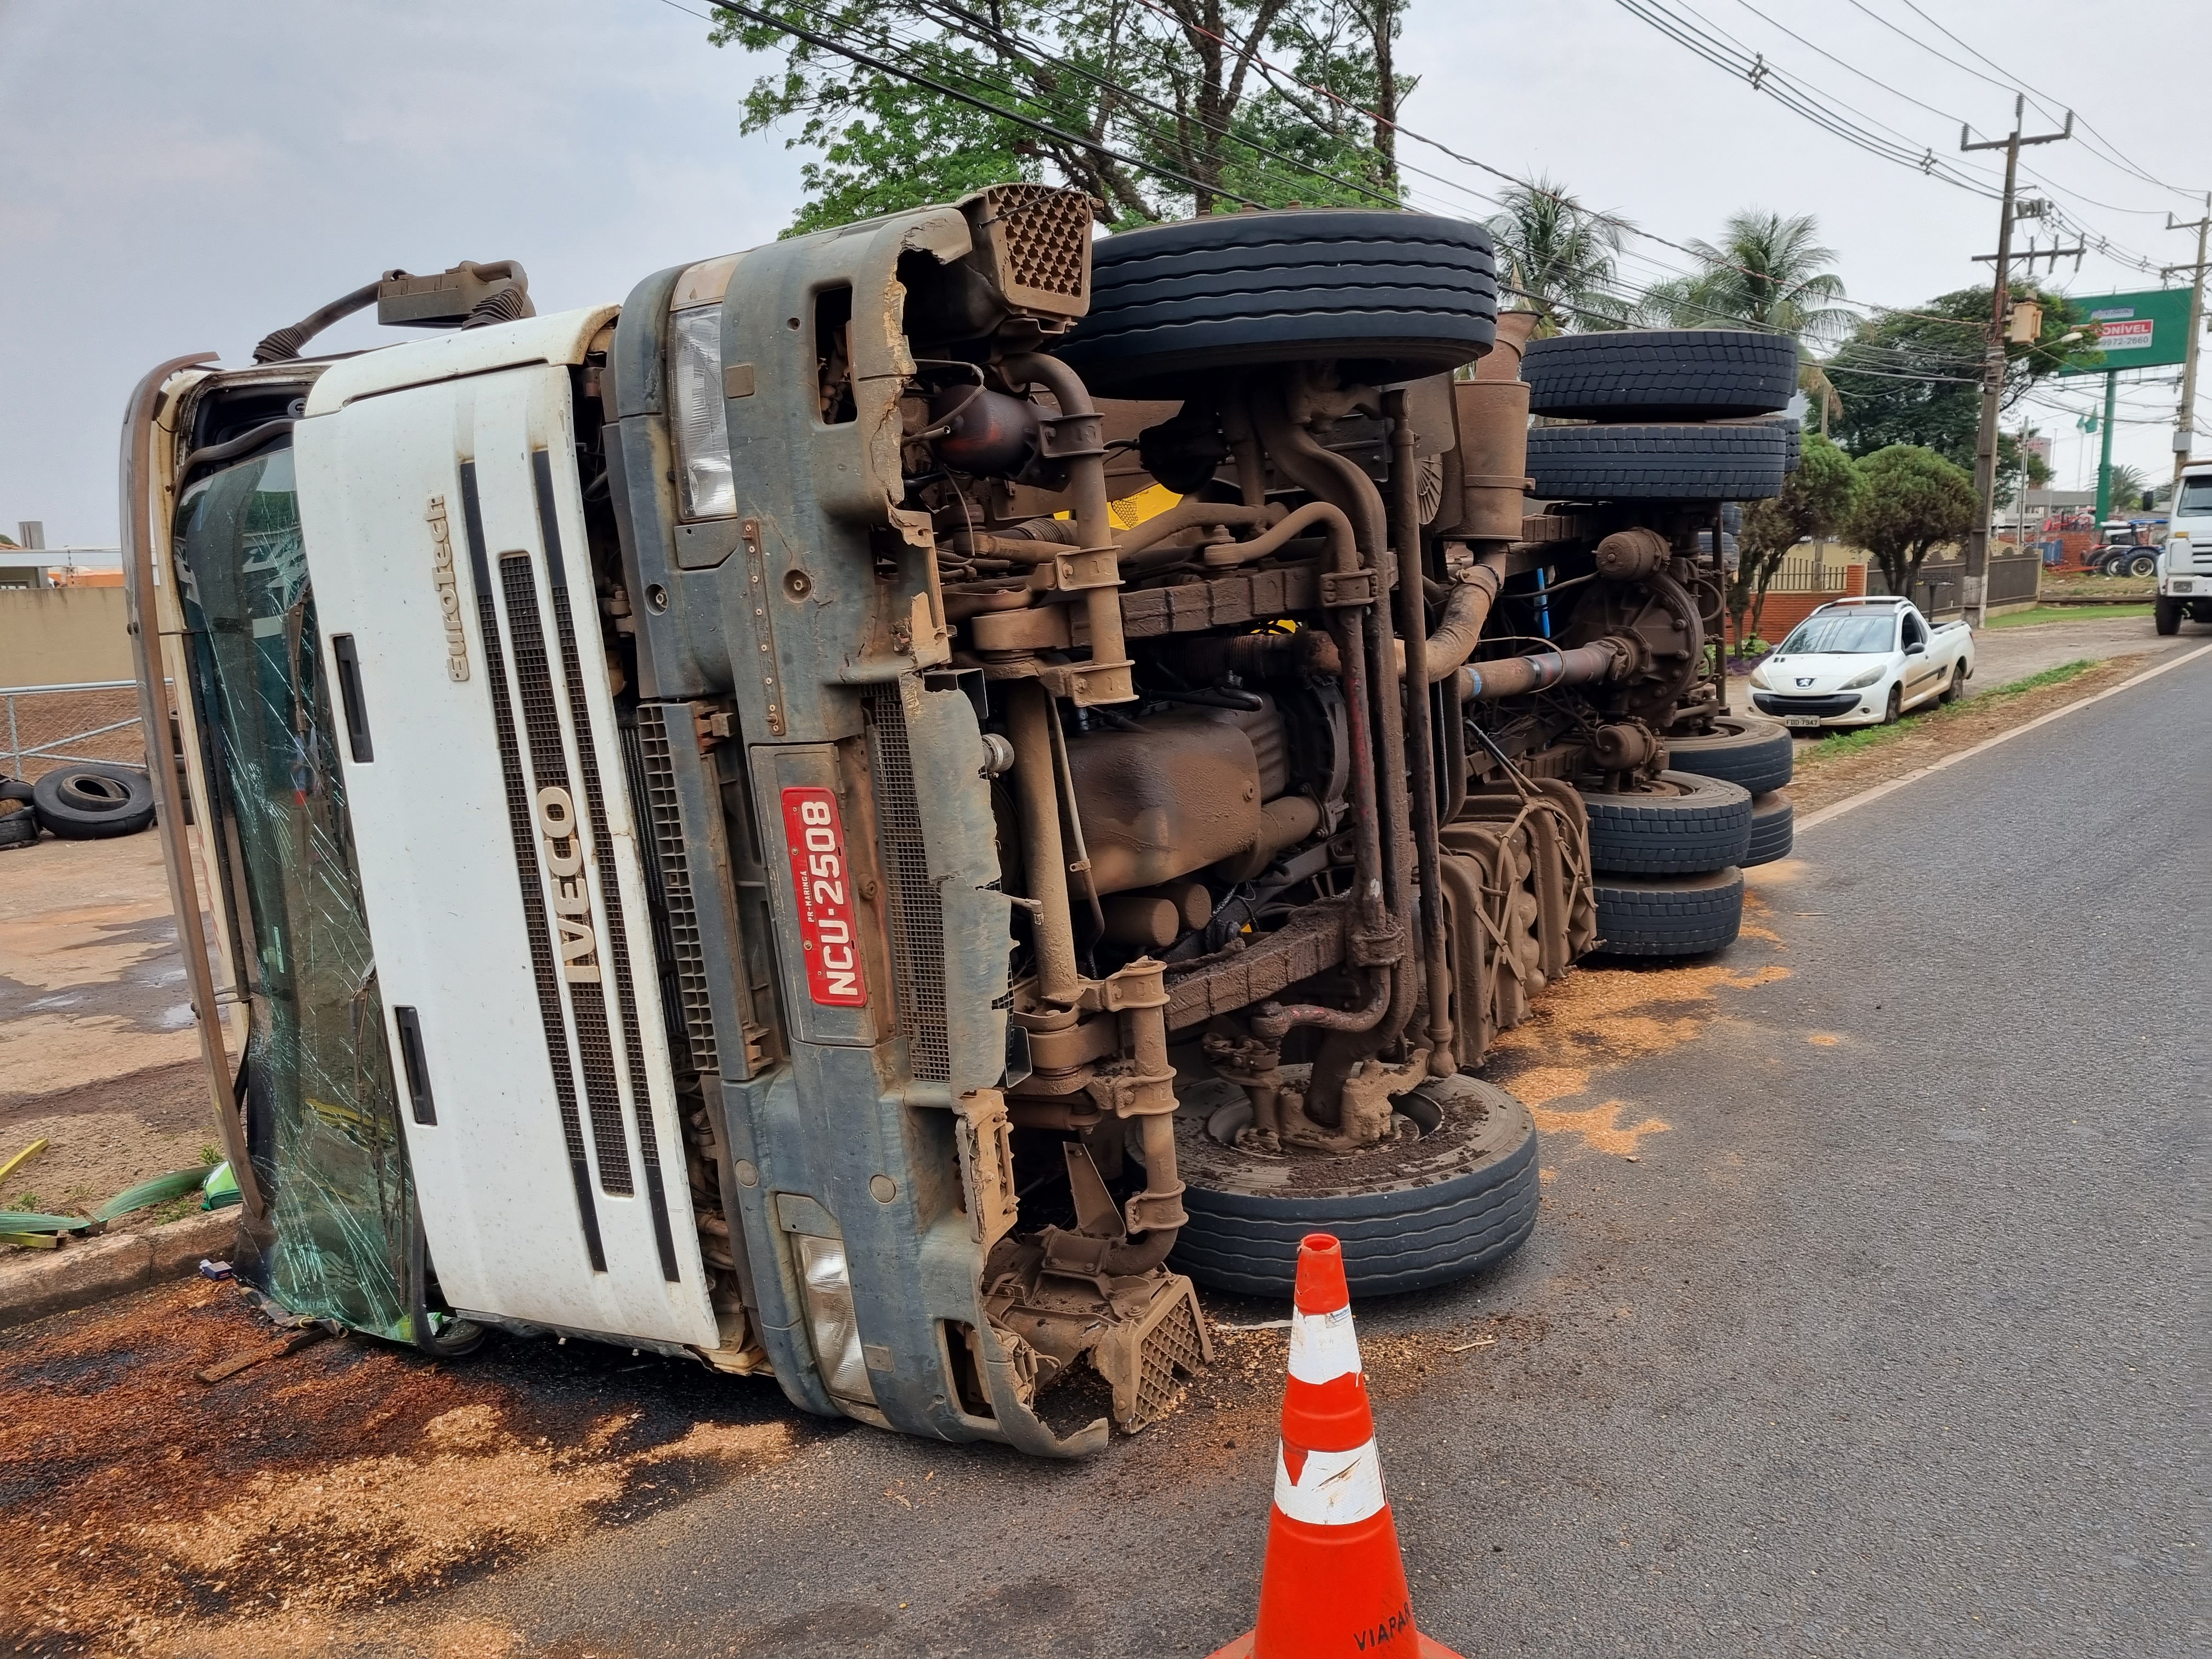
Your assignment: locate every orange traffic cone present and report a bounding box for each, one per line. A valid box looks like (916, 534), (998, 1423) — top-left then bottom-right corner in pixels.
(1210, 1233), (1462, 1659)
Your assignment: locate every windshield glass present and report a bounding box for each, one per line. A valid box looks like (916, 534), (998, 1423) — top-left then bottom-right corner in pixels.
(1779, 612), (1895, 654)
(173, 445), (414, 1341)
(2177, 476), (2212, 518)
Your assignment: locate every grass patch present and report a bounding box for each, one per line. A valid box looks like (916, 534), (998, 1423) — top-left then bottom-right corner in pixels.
(1987, 604), (2153, 629)
(1797, 658), (2101, 766)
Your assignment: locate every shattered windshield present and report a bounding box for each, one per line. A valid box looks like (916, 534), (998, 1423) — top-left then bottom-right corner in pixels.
(1779, 613), (1895, 655)
(173, 446), (414, 1340)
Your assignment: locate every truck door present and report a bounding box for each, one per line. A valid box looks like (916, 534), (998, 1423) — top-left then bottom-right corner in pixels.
(292, 330), (716, 1348)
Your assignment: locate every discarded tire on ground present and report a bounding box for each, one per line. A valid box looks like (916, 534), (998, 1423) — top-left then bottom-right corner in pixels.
(1527, 422), (1788, 502)
(0, 803), (36, 850)
(1578, 770), (1753, 876)
(1744, 789), (1794, 866)
(1053, 209), (1499, 394)
(1521, 328), (1798, 421)
(31, 765), (155, 839)
(1663, 713), (1794, 795)
(1166, 1074), (1539, 1299)
(1593, 866), (1745, 957)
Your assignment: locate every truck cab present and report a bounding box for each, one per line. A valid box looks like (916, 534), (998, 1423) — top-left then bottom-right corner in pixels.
(2157, 462), (2212, 633)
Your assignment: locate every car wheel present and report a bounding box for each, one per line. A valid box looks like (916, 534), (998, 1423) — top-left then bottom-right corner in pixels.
(1882, 685), (1903, 724)
(1743, 791), (1793, 867)
(1526, 422), (1788, 503)
(30, 765), (155, 839)
(1520, 329), (1798, 421)
(1051, 210), (1499, 396)
(2154, 598), (2182, 635)
(1592, 867), (1745, 957)
(1939, 662), (1965, 703)
(1165, 1073), (1539, 1300)
(1662, 713), (1793, 794)
(1578, 770), (1754, 876)
(2126, 552), (2157, 579)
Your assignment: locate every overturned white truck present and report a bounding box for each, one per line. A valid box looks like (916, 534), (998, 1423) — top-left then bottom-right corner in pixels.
(124, 192), (1797, 1453)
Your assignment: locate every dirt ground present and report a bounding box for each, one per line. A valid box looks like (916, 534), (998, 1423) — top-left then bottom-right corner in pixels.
(1, 831), (221, 1223)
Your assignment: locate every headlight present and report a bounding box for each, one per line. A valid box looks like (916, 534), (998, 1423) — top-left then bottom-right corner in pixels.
(1842, 664), (1886, 690)
(669, 304), (735, 519)
(795, 1233), (878, 1403)
(1748, 664), (1771, 690)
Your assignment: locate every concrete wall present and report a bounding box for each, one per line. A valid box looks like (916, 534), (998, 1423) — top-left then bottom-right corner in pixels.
(0, 587), (134, 685)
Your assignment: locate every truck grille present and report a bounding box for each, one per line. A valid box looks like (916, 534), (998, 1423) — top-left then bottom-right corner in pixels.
(633, 703), (719, 1078)
(863, 689), (948, 1082)
(500, 552), (637, 1200)
(458, 465), (603, 1271)
(533, 452), (679, 1283)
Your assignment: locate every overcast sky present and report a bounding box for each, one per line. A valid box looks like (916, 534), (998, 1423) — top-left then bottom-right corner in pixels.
(4, 0), (2205, 548)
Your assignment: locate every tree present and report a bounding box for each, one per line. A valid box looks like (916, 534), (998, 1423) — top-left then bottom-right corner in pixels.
(2107, 463), (2150, 513)
(1827, 284), (2097, 485)
(1843, 445), (1978, 602)
(1730, 432), (1859, 648)
(1481, 176), (1629, 335)
(711, 2), (1403, 234)
(1639, 208), (1852, 415)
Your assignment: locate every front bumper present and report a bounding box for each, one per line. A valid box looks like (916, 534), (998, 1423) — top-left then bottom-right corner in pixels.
(1751, 690), (1884, 727)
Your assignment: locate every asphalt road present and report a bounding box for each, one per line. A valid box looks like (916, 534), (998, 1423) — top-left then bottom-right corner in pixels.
(450, 647), (2209, 1658)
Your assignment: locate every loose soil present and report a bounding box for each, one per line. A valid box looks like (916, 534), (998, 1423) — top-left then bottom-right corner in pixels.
(1786, 650), (2155, 815)
(1, 1278), (821, 1658)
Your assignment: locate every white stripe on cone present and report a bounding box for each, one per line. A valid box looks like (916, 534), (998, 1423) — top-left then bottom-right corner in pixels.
(1286, 1304), (1363, 1385)
(1273, 1438), (1387, 1526)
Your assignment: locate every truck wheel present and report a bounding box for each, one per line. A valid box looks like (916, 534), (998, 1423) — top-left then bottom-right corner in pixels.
(1743, 789), (1793, 867)
(1526, 422), (1788, 503)
(31, 765), (155, 839)
(1053, 210), (1499, 396)
(2155, 598), (2182, 635)
(1578, 770), (1753, 876)
(1166, 1074), (1538, 1299)
(1521, 329), (1798, 421)
(1592, 867), (1745, 957)
(1663, 714), (1793, 794)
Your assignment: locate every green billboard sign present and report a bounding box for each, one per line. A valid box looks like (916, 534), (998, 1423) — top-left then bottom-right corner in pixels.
(2056, 287), (2193, 374)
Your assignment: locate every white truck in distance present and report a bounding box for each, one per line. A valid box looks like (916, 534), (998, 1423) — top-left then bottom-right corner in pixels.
(1747, 596), (1974, 730)
(2155, 462), (2212, 635)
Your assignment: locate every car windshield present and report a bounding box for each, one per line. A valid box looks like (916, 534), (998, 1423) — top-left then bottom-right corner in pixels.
(1779, 613), (1894, 654)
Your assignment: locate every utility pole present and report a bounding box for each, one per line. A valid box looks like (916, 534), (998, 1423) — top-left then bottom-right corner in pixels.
(2163, 192), (2210, 496)
(1963, 95), (2074, 628)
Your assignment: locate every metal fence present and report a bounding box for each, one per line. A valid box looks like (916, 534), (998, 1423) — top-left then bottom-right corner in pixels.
(2, 679), (151, 780)
(1768, 555), (1853, 594)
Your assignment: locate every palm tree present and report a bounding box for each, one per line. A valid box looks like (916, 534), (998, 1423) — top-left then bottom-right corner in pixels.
(1483, 176), (1630, 336)
(1641, 208), (1853, 421)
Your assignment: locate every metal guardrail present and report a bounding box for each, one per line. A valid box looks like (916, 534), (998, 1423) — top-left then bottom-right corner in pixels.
(1, 678), (154, 779)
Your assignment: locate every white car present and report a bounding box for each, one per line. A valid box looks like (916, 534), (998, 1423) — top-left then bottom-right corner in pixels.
(1747, 596), (1976, 730)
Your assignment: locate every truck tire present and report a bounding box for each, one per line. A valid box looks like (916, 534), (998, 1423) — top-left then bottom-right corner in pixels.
(1053, 210), (1499, 395)
(1578, 770), (1753, 876)
(1527, 422), (1787, 503)
(31, 765), (155, 839)
(1663, 714), (1793, 794)
(2155, 597), (2182, 635)
(1744, 789), (1793, 867)
(1593, 867), (1745, 957)
(1521, 329), (1798, 421)
(1166, 1074), (1538, 1299)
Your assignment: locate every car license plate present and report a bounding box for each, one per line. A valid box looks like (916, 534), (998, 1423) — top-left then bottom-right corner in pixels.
(1781, 714), (1824, 729)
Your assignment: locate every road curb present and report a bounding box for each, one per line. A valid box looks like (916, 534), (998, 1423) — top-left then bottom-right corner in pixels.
(0, 1209), (238, 1330)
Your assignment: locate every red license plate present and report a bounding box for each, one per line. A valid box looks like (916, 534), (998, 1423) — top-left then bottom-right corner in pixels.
(780, 786), (870, 1007)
